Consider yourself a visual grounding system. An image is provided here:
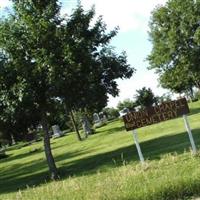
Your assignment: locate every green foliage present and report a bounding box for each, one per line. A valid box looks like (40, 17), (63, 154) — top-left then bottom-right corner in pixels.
(117, 98), (136, 111)
(148, 0), (200, 92)
(47, 99), (71, 131)
(159, 67), (195, 94)
(156, 93), (172, 103)
(0, 52), (39, 143)
(56, 6), (135, 114)
(0, 1), (134, 133)
(103, 107), (120, 120)
(0, 0), (133, 178)
(135, 87), (157, 108)
(0, 0), (62, 122)
(0, 0), (65, 179)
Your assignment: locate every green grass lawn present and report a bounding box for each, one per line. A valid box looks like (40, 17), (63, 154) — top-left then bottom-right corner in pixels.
(0, 101), (200, 200)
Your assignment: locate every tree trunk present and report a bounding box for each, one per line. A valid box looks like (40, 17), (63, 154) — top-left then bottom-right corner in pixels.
(41, 111), (59, 180)
(69, 110), (82, 141)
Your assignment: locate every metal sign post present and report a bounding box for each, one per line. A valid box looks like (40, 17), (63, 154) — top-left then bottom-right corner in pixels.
(183, 114), (197, 154)
(133, 129), (144, 163)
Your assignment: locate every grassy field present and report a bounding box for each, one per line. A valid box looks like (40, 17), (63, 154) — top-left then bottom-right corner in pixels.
(0, 101), (200, 200)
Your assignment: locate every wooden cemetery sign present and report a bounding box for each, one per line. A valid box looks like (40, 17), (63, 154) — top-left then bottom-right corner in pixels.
(123, 98), (189, 131)
(122, 98), (197, 163)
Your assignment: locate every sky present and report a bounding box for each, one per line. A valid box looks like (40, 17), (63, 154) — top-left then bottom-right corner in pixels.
(0, 0), (169, 108)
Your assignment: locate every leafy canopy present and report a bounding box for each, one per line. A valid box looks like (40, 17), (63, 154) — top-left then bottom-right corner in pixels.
(55, 6), (134, 113)
(148, 0), (200, 91)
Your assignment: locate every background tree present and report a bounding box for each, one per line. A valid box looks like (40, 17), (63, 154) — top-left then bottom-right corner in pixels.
(135, 87), (157, 108)
(155, 93), (172, 104)
(103, 107), (119, 120)
(148, 0), (200, 92)
(117, 98), (136, 111)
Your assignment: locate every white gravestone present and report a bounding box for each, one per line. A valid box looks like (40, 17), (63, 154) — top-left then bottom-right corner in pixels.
(52, 125), (63, 137)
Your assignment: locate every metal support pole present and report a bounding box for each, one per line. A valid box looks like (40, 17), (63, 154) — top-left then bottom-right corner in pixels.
(183, 115), (197, 154)
(133, 129), (144, 163)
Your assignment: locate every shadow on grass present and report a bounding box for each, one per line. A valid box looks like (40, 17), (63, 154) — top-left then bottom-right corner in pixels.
(189, 107), (200, 116)
(0, 160), (49, 194)
(95, 123), (125, 135)
(0, 149), (85, 194)
(103, 125), (125, 134)
(58, 128), (200, 176)
(1, 128), (200, 195)
(3, 147), (43, 162)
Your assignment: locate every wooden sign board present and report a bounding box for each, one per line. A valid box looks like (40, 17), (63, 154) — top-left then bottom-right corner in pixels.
(123, 98), (190, 131)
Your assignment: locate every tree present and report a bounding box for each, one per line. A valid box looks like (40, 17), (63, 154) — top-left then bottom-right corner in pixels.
(48, 99), (71, 131)
(148, 0), (200, 91)
(0, 1), (134, 178)
(0, 52), (39, 144)
(156, 93), (172, 104)
(135, 87), (157, 108)
(103, 107), (119, 120)
(53, 6), (134, 138)
(0, 0), (63, 179)
(117, 98), (136, 111)
(159, 67), (194, 93)
(159, 67), (195, 99)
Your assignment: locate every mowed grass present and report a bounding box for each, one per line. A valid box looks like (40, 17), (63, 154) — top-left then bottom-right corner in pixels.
(0, 101), (200, 200)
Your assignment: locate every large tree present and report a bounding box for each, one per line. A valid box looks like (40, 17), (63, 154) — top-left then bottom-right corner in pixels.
(0, 1), (134, 179)
(148, 0), (200, 91)
(0, 0), (63, 179)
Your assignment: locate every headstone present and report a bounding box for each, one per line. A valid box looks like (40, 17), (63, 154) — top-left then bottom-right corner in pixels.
(82, 116), (92, 137)
(93, 113), (103, 127)
(102, 114), (107, 123)
(52, 125), (63, 137)
(93, 113), (101, 123)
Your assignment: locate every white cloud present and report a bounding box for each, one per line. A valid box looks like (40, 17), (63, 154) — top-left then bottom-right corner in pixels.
(81, 0), (167, 32)
(59, 0), (167, 32)
(107, 71), (169, 108)
(0, 0), (12, 8)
